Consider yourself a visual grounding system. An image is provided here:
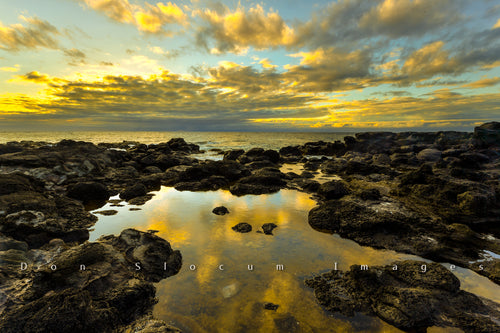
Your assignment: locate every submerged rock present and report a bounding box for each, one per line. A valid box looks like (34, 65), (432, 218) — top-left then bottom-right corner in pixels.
(305, 261), (500, 332)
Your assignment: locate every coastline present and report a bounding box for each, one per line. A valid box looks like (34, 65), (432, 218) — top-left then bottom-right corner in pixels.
(1, 122), (499, 332)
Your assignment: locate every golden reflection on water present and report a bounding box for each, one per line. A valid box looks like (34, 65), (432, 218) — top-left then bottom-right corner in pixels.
(90, 187), (499, 332)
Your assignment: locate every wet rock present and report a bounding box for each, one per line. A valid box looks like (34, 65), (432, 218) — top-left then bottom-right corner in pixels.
(223, 149), (245, 161)
(230, 168), (286, 196)
(93, 209), (118, 216)
(231, 223), (252, 233)
(66, 181), (110, 203)
(262, 223), (277, 235)
(264, 302), (279, 310)
(120, 183), (148, 200)
(212, 206), (229, 215)
(167, 138), (199, 153)
(317, 180), (350, 200)
(128, 194), (154, 206)
(279, 146), (302, 156)
(100, 228), (182, 282)
(120, 316), (182, 333)
(0, 229), (182, 333)
(305, 261), (499, 332)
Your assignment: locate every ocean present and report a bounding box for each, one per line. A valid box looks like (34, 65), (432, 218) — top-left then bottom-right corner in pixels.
(0, 131), (353, 151)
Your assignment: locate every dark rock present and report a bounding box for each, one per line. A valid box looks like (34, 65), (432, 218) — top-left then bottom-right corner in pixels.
(66, 182), (110, 203)
(318, 180), (350, 200)
(262, 223), (277, 235)
(231, 223), (252, 233)
(167, 138), (199, 153)
(93, 210), (118, 216)
(358, 188), (381, 201)
(128, 194), (154, 206)
(474, 121), (500, 147)
(305, 260), (499, 332)
(279, 146), (302, 156)
(223, 149), (245, 161)
(120, 183), (147, 200)
(212, 206), (229, 215)
(0, 229), (182, 332)
(264, 302), (279, 310)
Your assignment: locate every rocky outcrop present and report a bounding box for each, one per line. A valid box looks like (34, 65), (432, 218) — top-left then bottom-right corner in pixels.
(305, 261), (500, 332)
(0, 229), (182, 333)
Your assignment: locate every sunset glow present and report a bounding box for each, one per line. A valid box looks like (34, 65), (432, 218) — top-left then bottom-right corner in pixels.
(1, 0), (499, 131)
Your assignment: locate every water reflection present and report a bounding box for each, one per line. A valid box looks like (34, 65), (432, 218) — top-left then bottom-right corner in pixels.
(90, 187), (500, 332)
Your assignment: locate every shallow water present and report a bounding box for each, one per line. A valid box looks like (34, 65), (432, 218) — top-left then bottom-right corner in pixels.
(90, 187), (500, 332)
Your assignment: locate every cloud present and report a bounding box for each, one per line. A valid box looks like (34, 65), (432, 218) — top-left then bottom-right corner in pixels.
(493, 18), (500, 29)
(12, 71), (62, 85)
(194, 4), (297, 53)
(0, 64), (20, 72)
(462, 77), (500, 89)
(0, 16), (59, 51)
(2, 67), (322, 129)
(401, 41), (463, 81)
(252, 92), (500, 130)
(81, 0), (187, 34)
(358, 0), (461, 37)
(63, 48), (86, 59)
(284, 47), (373, 92)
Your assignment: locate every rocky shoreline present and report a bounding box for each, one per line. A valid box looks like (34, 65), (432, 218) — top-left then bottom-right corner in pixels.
(1, 122), (499, 332)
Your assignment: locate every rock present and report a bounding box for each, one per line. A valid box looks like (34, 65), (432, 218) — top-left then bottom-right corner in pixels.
(358, 188), (381, 201)
(318, 180), (350, 200)
(305, 260), (499, 332)
(229, 168), (286, 196)
(474, 121), (500, 147)
(93, 209), (118, 216)
(231, 223), (252, 233)
(417, 148), (442, 162)
(0, 174), (35, 195)
(0, 229), (182, 333)
(167, 138), (199, 153)
(262, 223), (277, 235)
(128, 194), (154, 206)
(264, 302), (279, 310)
(100, 228), (182, 282)
(212, 206), (229, 215)
(279, 146), (302, 156)
(66, 182), (110, 203)
(120, 183), (147, 200)
(223, 149), (245, 161)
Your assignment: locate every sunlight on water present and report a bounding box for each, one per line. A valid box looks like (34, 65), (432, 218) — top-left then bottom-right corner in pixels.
(90, 187), (500, 332)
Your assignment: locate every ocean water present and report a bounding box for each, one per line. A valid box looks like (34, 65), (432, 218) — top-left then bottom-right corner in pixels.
(0, 131), (352, 151)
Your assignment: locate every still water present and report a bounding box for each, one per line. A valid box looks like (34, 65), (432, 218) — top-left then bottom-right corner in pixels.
(90, 187), (500, 333)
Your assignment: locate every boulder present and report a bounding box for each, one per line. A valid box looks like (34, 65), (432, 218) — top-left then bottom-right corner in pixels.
(66, 182), (110, 203)
(120, 183), (147, 200)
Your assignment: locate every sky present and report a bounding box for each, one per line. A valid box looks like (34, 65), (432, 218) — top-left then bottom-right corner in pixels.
(0, 0), (499, 132)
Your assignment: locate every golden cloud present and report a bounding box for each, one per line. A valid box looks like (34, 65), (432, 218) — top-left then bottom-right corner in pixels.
(359, 0), (459, 37)
(401, 41), (462, 81)
(0, 16), (59, 51)
(462, 77), (500, 89)
(81, 0), (187, 34)
(194, 4), (297, 53)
